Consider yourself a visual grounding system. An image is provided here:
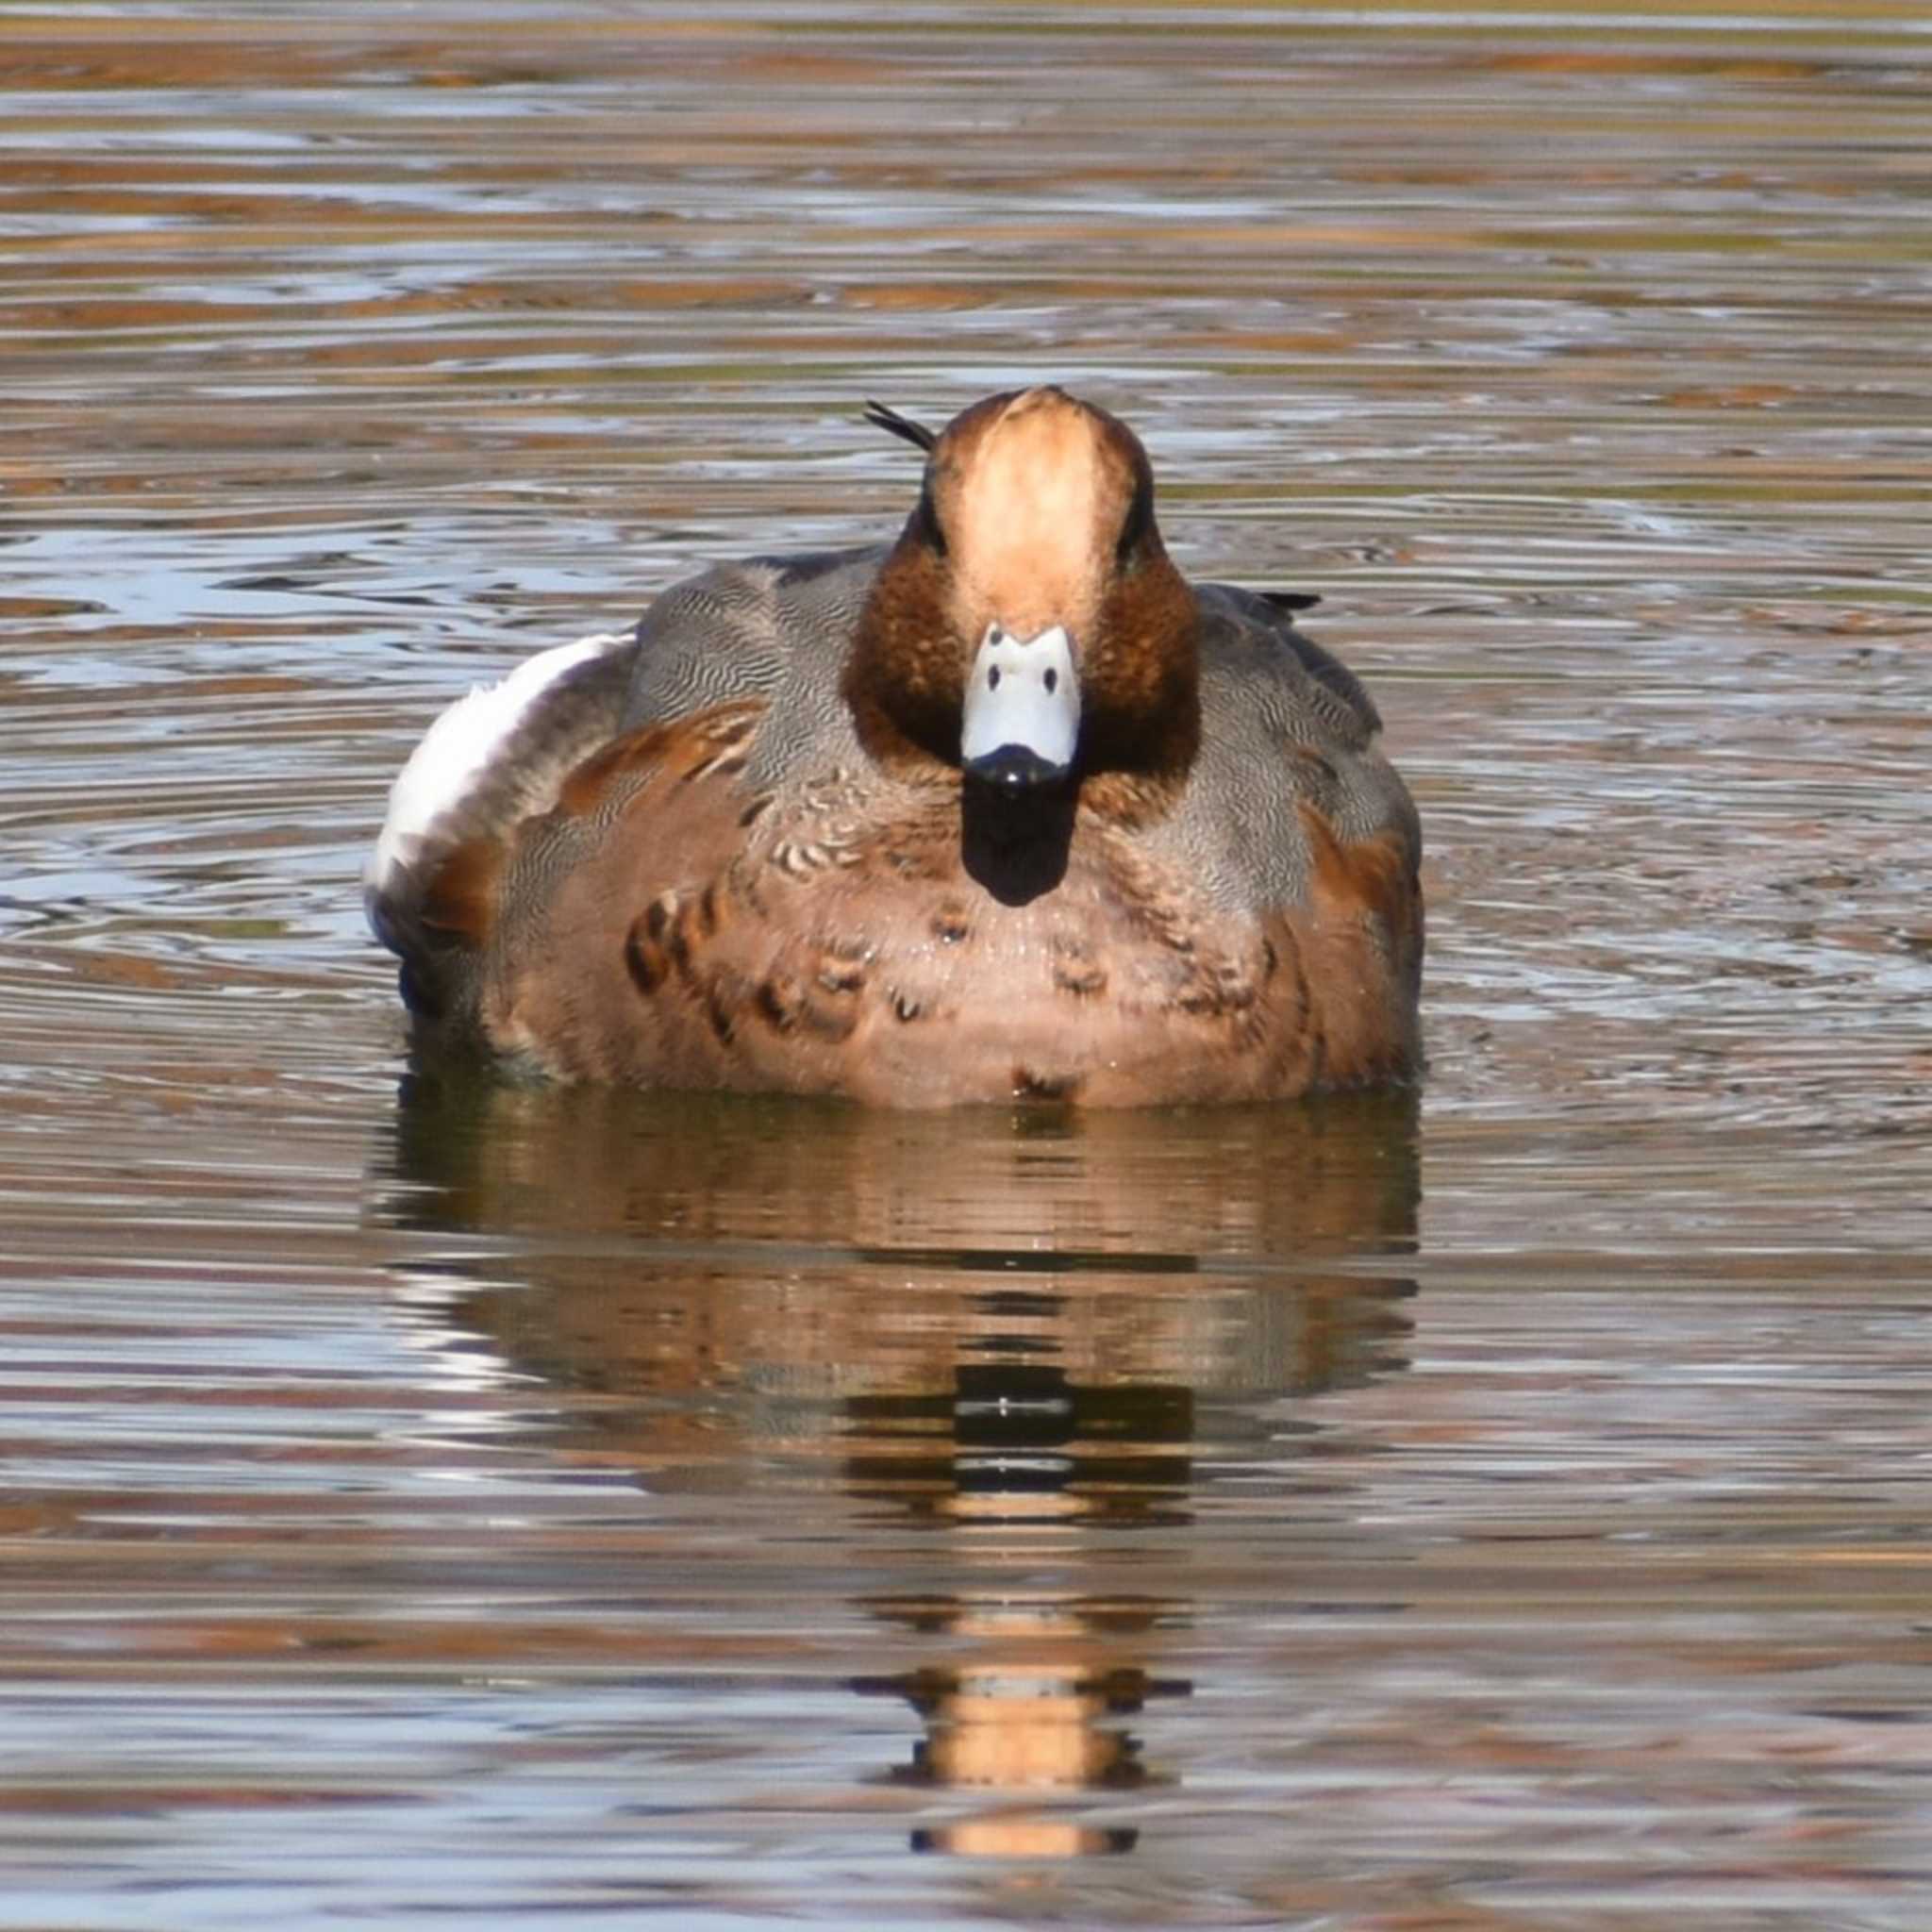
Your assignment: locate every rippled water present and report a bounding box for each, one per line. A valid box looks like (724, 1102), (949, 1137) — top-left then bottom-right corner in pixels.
(4, 4), (1930, 1925)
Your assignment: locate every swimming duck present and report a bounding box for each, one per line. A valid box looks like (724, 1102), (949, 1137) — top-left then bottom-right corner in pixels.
(367, 386), (1422, 1107)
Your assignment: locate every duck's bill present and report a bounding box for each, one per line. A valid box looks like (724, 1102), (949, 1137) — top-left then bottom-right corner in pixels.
(960, 624), (1080, 790)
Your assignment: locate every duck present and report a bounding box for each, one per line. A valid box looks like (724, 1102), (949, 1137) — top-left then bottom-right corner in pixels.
(366, 385), (1422, 1108)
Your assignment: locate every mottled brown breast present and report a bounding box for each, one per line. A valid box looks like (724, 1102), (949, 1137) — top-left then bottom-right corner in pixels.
(467, 711), (1418, 1108)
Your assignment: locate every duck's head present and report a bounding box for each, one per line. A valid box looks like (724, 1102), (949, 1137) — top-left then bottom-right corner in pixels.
(847, 386), (1200, 795)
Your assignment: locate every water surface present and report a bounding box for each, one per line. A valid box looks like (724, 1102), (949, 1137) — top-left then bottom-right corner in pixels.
(3, 4), (1929, 1925)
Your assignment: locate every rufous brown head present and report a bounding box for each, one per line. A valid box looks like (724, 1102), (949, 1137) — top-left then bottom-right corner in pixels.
(848, 387), (1200, 792)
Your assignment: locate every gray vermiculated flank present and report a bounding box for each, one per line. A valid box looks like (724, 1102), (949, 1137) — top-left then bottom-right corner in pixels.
(621, 544), (887, 787)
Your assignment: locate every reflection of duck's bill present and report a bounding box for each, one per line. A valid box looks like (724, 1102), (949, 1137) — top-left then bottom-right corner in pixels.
(913, 1819), (1137, 1857)
(961, 621), (1079, 787)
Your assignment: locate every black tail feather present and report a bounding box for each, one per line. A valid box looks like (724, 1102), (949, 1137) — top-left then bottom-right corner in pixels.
(862, 398), (938, 454)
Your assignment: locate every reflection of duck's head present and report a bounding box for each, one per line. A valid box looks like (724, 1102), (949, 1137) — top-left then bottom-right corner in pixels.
(858, 1591), (1183, 1856)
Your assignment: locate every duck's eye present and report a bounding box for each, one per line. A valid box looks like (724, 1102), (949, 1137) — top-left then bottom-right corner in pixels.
(1043, 668), (1058, 694)
(916, 483), (947, 558)
(1114, 473), (1154, 567)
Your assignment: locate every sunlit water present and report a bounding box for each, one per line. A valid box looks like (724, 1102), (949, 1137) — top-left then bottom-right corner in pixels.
(3, 4), (1929, 1925)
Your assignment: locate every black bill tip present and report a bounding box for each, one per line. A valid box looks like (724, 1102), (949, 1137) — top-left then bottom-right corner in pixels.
(963, 743), (1074, 792)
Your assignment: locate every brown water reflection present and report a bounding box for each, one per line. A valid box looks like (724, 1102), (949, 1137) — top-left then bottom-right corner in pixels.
(381, 1080), (1416, 1862)
(5, 0), (1932, 1924)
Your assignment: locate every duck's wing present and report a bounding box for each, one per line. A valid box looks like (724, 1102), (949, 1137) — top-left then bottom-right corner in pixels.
(1168, 579), (1420, 927)
(365, 544), (888, 1030)
(617, 543), (886, 780)
(1152, 581), (1422, 1075)
(1199, 581), (1379, 743)
(364, 630), (638, 983)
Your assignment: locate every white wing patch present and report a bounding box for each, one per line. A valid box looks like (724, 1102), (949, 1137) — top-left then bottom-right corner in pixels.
(366, 631), (630, 898)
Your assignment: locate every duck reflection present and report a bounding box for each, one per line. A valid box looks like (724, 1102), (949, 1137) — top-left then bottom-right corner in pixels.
(842, 1359), (1192, 1526)
(863, 1598), (1173, 1858)
(377, 1073), (1418, 1857)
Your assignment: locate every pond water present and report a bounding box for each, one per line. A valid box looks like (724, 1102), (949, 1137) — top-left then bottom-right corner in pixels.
(3, 3), (1929, 1925)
